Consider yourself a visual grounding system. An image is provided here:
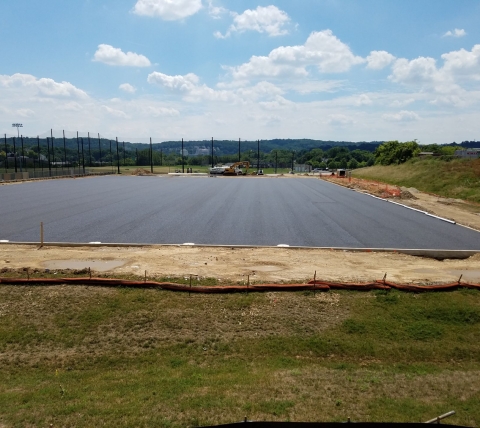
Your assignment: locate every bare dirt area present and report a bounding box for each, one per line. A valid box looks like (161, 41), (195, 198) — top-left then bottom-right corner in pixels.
(2, 243), (480, 285)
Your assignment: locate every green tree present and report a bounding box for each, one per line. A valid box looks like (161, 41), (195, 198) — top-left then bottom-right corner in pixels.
(374, 140), (420, 165)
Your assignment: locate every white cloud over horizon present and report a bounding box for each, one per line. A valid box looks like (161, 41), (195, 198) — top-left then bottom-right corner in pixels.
(2, 1), (480, 147)
(93, 44), (151, 67)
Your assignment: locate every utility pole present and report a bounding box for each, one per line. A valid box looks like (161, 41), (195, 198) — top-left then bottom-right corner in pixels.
(37, 136), (41, 174)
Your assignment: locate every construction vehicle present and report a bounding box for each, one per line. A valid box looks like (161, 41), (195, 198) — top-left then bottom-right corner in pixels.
(221, 161), (250, 176)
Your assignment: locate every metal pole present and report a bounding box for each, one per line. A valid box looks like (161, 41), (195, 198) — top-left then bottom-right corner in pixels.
(291, 151), (295, 171)
(98, 133), (102, 166)
(20, 135), (24, 172)
(116, 137), (120, 174)
(181, 138), (184, 173)
(150, 137), (153, 173)
(275, 150), (278, 173)
(81, 138), (85, 174)
(47, 137), (51, 176)
(76, 132), (80, 175)
(88, 132), (92, 168)
(13, 137), (17, 173)
(136, 148), (138, 166)
(257, 139), (260, 172)
(63, 130), (67, 173)
(110, 140), (112, 172)
(238, 138), (241, 162)
(123, 141), (125, 166)
(211, 137), (214, 168)
(38, 136), (42, 175)
(160, 148), (163, 166)
(51, 129), (55, 173)
(4, 134), (7, 172)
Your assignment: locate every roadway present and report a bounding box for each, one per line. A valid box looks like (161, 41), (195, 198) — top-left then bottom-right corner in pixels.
(1, 175), (479, 249)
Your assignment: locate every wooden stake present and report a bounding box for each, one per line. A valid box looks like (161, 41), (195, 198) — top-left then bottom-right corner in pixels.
(40, 222), (44, 248)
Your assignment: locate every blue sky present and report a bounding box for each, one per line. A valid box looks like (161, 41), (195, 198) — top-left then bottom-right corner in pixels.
(1, 0), (479, 144)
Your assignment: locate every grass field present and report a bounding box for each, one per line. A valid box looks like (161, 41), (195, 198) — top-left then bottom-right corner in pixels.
(353, 158), (480, 203)
(1, 282), (480, 427)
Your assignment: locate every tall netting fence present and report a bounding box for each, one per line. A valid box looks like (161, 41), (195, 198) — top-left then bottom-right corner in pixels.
(0, 131), (297, 180)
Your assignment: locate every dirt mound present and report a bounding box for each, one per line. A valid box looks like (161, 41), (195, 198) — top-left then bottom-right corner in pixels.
(399, 187), (418, 199)
(132, 168), (153, 176)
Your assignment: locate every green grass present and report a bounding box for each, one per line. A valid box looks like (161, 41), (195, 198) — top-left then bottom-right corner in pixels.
(353, 157), (480, 203)
(0, 285), (479, 426)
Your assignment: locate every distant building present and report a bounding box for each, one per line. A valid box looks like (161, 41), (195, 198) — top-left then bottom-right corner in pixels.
(454, 149), (480, 159)
(294, 164), (312, 172)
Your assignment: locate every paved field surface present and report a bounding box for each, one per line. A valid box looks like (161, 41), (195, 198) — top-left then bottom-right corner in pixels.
(1, 175), (480, 249)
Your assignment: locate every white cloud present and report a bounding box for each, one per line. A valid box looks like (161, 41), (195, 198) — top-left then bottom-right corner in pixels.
(390, 98), (415, 107)
(119, 83), (136, 93)
(228, 30), (365, 80)
(327, 114), (354, 126)
(147, 72), (199, 91)
(354, 94), (372, 106)
(389, 45), (480, 99)
(146, 106), (180, 117)
(441, 45), (480, 78)
(147, 71), (236, 102)
(366, 50), (396, 70)
(133, 0), (202, 20)
(382, 110), (420, 122)
(93, 44), (151, 67)
(0, 73), (88, 99)
(208, 0), (228, 19)
(216, 6), (290, 38)
(443, 28), (466, 38)
(102, 105), (129, 118)
(17, 108), (35, 118)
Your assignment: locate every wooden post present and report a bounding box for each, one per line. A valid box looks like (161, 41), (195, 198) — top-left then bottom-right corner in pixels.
(313, 270), (316, 296)
(40, 222), (44, 247)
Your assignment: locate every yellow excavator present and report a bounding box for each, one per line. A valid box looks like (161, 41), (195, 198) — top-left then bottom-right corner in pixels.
(222, 161), (250, 176)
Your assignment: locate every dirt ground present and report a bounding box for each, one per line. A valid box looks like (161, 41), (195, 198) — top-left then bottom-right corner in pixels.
(2, 179), (480, 285)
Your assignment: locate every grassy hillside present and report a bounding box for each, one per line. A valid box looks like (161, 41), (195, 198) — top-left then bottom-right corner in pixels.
(1, 283), (480, 426)
(353, 158), (480, 203)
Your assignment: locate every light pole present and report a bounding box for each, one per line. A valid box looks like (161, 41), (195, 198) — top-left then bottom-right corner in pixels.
(12, 123), (22, 138)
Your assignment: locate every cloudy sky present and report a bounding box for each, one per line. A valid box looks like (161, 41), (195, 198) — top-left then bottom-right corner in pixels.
(1, 0), (479, 144)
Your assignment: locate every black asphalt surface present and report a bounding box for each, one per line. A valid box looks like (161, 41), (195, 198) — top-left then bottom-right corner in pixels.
(1, 175), (480, 249)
